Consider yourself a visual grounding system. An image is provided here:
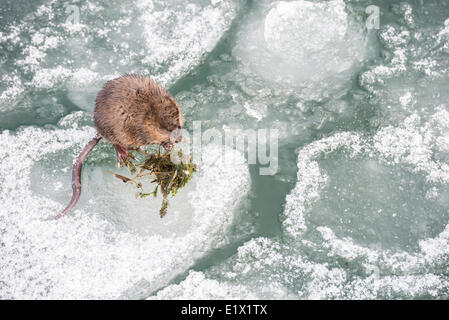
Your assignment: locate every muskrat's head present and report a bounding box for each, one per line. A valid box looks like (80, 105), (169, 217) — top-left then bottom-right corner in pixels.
(154, 95), (184, 151)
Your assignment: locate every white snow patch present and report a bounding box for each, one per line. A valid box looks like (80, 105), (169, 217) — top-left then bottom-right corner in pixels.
(0, 125), (250, 299)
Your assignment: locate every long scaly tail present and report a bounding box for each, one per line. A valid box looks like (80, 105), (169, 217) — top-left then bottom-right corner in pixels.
(56, 135), (102, 219)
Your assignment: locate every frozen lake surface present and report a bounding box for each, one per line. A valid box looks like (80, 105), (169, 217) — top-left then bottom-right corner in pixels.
(1, 0), (449, 299)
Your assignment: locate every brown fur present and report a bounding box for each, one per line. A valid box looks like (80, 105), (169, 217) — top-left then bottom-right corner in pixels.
(58, 74), (183, 218)
(94, 74), (184, 148)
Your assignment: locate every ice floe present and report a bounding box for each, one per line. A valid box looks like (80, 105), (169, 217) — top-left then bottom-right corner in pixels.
(154, 111), (449, 299)
(0, 119), (250, 299)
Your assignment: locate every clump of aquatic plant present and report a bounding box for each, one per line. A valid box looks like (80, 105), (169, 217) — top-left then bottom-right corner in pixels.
(113, 148), (196, 217)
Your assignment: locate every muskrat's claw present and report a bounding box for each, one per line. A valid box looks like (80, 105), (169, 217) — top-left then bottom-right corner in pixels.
(161, 141), (173, 151)
(114, 144), (131, 167)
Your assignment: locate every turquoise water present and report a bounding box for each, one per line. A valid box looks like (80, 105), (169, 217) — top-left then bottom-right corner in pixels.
(1, 0), (449, 299)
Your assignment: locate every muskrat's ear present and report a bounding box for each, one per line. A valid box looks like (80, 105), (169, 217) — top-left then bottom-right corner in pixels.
(136, 87), (142, 95)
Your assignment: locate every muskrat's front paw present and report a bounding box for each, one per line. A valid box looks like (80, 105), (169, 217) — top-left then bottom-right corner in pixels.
(117, 156), (126, 167)
(114, 144), (132, 167)
(161, 141), (173, 151)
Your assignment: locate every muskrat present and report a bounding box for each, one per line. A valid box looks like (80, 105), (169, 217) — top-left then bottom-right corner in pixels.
(57, 74), (183, 219)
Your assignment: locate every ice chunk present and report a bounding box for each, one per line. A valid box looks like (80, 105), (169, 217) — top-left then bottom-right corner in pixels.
(161, 233), (449, 299)
(359, 15), (449, 127)
(283, 132), (363, 239)
(150, 271), (258, 300)
(0, 124), (250, 299)
(264, 1), (348, 63)
(171, 0), (371, 140)
(149, 237), (296, 299)
(164, 113), (449, 300)
(233, 0), (368, 99)
(280, 114), (449, 296)
(0, 0), (242, 114)
(373, 111), (449, 184)
(284, 112), (449, 247)
(138, 0), (242, 86)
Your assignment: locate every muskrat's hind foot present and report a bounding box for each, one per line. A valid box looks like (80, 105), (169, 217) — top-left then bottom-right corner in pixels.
(113, 144), (134, 167)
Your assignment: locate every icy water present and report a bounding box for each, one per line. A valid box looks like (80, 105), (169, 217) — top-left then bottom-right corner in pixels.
(1, 0), (449, 299)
